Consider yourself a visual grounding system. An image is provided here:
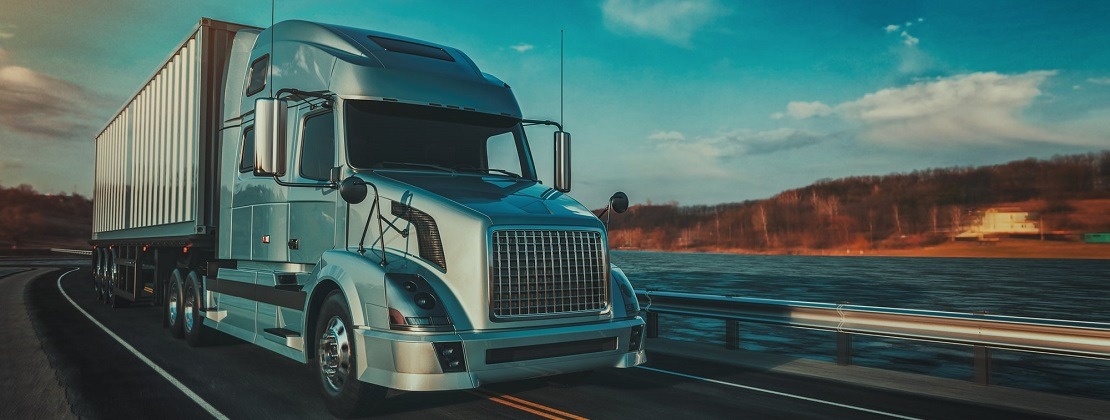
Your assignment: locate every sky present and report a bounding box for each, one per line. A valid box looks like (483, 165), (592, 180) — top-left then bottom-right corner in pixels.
(0, 0), (1108, 207)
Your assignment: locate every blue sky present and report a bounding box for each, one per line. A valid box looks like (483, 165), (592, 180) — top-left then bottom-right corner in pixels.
(0, 0), (1107, 206)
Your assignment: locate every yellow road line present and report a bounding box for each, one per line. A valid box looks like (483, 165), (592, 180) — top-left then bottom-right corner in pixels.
(495, 393), (589, 420)
(470, 389), (588, 420)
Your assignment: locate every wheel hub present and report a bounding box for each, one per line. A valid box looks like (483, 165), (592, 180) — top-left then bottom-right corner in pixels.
(183, 288), (195, 332)
(168, 288), (179, 325)
(319, 316), (351, 392)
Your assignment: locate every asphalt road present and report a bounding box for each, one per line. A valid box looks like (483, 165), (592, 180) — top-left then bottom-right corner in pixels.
(2, 261), (1056, 419)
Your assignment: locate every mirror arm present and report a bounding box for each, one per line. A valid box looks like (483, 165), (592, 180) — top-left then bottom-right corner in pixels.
(272, 176), (338, 189)
(274, 88), (335, 107)
(352, 180), (390, 267)
(521, 118), (562, 131)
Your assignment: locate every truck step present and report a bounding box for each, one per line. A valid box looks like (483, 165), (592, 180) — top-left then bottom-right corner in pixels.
(264, 328), (304, 351)
(203, 309), (228, 322)
(263, 328), (301, 338)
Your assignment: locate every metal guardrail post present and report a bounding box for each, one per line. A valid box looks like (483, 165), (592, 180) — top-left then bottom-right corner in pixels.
(646, 311), (659, 339)
(725, 320), (740, 350)
(836, 332), (853, 365)
(974, 346), (992, 385)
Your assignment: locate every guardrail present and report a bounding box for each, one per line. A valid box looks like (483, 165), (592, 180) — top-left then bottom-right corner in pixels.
(50, 248), (93, 256)
(637, 290), (1110, 385)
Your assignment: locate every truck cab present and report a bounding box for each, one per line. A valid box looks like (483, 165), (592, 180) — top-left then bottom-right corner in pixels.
(209, 20), (644, 415)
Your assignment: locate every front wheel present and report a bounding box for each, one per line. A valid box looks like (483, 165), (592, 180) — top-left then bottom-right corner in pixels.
(315, 291), (386, 417)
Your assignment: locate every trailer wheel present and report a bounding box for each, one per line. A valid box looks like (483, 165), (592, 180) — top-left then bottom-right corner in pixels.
(166, 270), (185, 338)
(107, 262), (129, 309)
(183, 270), (212, 347)
(315, 291), (385, 417)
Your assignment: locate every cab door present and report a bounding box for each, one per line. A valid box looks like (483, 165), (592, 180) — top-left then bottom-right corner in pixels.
(257, 105), (337, 344)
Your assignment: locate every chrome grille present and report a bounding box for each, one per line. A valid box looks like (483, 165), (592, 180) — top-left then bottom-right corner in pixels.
(490, 229), (609, 319)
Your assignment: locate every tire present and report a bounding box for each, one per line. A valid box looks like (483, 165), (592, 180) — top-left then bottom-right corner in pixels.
(166, 269), (185, 338)
(107, 262), (129, 309)
(183, 270), (212, 347)
(315, 291), (386, 417)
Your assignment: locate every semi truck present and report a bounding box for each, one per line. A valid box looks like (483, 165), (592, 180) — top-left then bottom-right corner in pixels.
(89, 18), (645, 416)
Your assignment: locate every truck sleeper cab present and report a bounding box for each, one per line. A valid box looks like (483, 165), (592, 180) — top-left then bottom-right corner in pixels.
(90, 18), (644, 417)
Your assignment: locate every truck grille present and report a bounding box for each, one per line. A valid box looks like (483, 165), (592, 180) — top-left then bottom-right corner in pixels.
(490, 229), (609, 319)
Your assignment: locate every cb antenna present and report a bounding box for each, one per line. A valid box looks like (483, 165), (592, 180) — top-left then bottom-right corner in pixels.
(269, 0), (275, 98)
(560, 28), (564, 128)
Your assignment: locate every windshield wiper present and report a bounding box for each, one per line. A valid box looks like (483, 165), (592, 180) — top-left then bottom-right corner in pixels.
(457, 166), (521, 178)
(375, 162), (457, 173)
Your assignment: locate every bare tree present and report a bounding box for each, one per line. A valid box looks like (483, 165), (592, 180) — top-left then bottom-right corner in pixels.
(893, 204), (903, 237)
(948, 205), (963, 241)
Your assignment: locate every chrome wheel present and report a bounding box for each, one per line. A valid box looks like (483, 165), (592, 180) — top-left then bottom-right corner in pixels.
(319, 316), (351, 393)
(183, 285), (195, 333)
(168, 284), (179, 326)
(105, 264), (116, 303)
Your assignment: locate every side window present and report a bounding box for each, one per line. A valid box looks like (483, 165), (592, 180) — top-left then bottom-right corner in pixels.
(299, 112), (335, 181)
(486, 132), (521, 175)
(245, 55), (269, 97)
(239, 127), (255, 173)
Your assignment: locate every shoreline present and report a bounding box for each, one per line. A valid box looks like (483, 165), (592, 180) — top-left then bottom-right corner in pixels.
(614, 239), (1109, 260)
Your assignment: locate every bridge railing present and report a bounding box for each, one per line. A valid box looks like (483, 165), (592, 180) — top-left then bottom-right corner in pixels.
(636, 290), (1110, 385)
(51, 248), (93, 256)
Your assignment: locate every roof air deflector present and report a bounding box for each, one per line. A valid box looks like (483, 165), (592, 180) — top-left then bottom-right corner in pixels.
(367, 35), (455, 62)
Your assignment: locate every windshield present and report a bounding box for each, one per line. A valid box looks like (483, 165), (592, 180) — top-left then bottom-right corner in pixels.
(346, 100), (535, 179)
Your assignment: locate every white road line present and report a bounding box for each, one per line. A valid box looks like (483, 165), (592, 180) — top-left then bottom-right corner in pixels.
(636, 366), (922, 420)
(57, 268), (229, 420)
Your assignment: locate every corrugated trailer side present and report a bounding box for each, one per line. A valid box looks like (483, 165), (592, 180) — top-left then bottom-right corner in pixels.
(92, 18), (254, 246)
(90, 18), (258, 308)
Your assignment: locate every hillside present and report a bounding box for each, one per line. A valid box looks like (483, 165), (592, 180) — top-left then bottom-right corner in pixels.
(606, 152), (1110, 256)
(0, 184), (91, 249)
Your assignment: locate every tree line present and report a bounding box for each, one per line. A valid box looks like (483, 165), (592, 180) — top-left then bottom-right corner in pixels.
(606, 151), (1110, 251)
(0, 184), (92, 249)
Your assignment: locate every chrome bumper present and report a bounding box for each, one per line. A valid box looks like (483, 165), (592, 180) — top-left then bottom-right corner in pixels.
(354, 317), (647, 391)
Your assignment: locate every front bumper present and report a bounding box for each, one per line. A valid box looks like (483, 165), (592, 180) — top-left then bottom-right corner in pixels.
(354, 317), (647, 391)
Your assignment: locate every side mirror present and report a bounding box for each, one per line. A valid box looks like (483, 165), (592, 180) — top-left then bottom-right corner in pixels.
(554, 131), (571, 193)
(339, 176), (368, 204)
(254, 98), (289, 177)
(610, 191), (629, 214)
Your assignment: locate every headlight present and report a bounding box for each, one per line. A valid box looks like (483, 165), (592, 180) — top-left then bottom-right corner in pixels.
(385, 273), (453, 331)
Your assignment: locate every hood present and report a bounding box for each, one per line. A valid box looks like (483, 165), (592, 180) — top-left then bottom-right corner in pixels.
(375, 171), (601, 227)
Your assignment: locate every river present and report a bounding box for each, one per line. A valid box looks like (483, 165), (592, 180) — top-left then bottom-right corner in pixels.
(611, 251), (1110, 399)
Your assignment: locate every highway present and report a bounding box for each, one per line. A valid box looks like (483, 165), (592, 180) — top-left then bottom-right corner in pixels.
(0, 259), (1085, 419)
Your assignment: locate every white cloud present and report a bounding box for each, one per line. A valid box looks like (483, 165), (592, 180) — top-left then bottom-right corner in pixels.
(653, 128), (826, 158)
(0, 159), (23, 171)
(884, 24), (900, 33)
(838, 71), (1092, 145)
(776, 71), (1098, 147)
(1088, 77), (1110, 85)
(601, 0), (726, 46)
(900, 31), (919, 47)
(509, 43), (534, 53)
(648, 130), (686, 141)
(784, 101), (833, 119)
(0, 64), (104, 138)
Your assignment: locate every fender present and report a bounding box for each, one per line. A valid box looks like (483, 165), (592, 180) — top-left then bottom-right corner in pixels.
(609, 264), (639, 319)
(306, 250), (390, 334)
